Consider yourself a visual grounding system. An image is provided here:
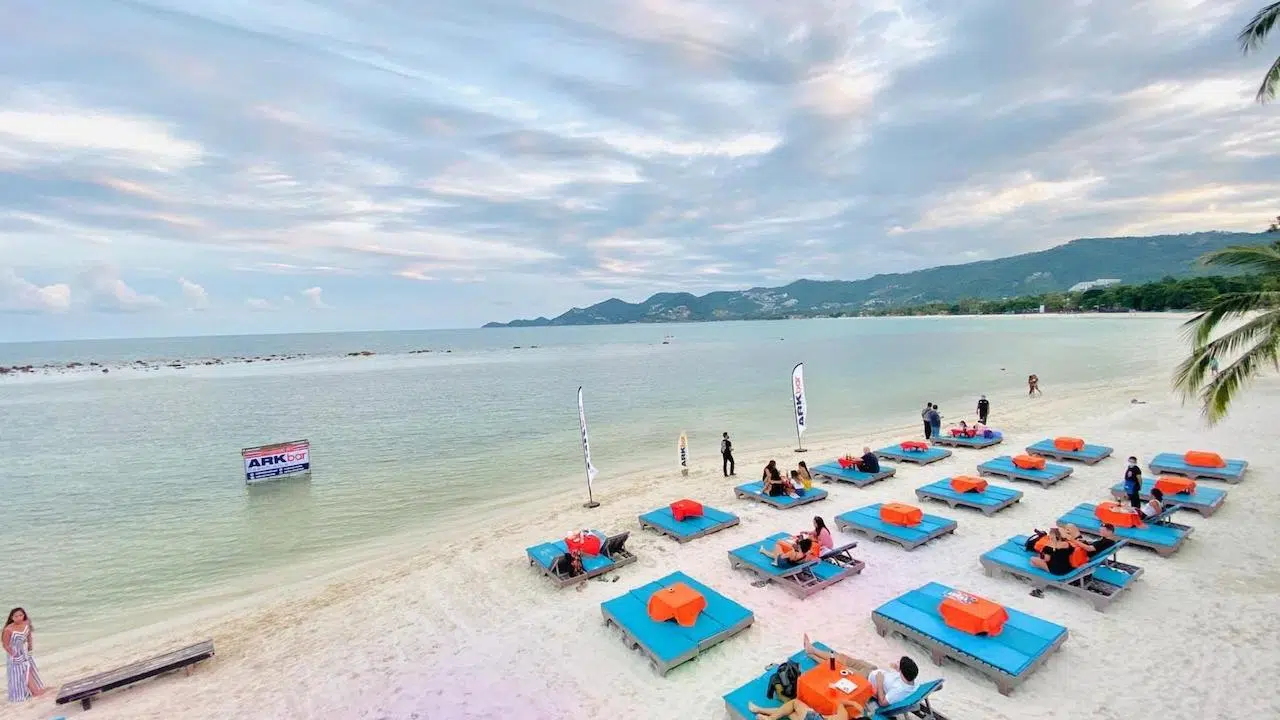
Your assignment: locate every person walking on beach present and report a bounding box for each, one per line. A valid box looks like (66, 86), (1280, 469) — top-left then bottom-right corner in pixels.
(1028, 374), (1041, 396)
(977, 395), (990, 424)
(721, 432), (735, 477)
(1121, 456), (1143, 510)
(928, 404), (942, 439)
(921, 402), (932, 439)
(4, 608), (46, 703)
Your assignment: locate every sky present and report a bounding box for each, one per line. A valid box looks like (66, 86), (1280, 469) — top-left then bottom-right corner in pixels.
(1, 0), (1278, 341)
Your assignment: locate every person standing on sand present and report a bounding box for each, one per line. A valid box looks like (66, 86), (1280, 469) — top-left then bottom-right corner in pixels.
(977, 395), (990, 424)
(921, 402), (932, 439)
(928, 404), (942, 439)
(1028, 374), (1041, 396)
(4, 608), (47, 703)
(721, 432), (735, 477)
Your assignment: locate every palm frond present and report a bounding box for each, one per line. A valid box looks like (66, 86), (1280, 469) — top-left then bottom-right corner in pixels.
(1174, 310), (1280, 423)
(1197, 243), (1280, 274)
(1255, 51), (1280, 102)
(1198, 332), (1280, 424)
(1239, 2), (1280, 54)
(1180, 291), (1280, 346)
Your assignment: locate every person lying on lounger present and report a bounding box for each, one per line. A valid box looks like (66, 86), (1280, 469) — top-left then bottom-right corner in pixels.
(801, 634), (919, 712)
(760, 537), (814, 567)
(746, 697), (865, 720)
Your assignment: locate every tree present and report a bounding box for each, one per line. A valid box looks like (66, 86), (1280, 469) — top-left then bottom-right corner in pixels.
(1173, 241), (1280, 423)
(1240, 3), (1280, 102)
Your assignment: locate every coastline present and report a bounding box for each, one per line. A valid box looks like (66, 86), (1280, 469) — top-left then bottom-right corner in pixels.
(9, 362), (1279, 720)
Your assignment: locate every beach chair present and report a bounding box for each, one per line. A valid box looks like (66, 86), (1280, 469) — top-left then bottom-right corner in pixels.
(727, 532), (865, 598)
(977, 455), (1073, 487)
(735, 481), (828, 509)
(872, 582), (1068, 696)
(931, 430), (1002, 449)
(1149, 452), (1248, 483)
(980, 535), (1144, 611)
(812, 460), (897, 488)
(1057, 503), (1193, 557)
(1109, 479), (1226, 517)
(638, 502), (740, 543)
(723, 642), (950, 720)
(600, 571), (753, 676)
(834, 504), (957, 550)
(1025, 438), (1113, 465)
(915, 478), (1023, 516)
(55, 640), (215, 710)
(526, 530), (637, 588)
(876, 444), (953, 466)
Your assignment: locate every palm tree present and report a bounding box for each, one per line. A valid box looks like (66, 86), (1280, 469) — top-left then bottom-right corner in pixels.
(1174, 241), (1280, 423)
(1241, 3), (1280, 102)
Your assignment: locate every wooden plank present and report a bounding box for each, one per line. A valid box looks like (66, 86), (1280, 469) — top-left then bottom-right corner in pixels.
(56, 640), (214, 708)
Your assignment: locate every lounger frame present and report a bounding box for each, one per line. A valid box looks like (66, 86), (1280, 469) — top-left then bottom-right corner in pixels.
(930, 434), (1002, 449)
(55, 640), (215, 710)
(876, 446), (954, 466)
(1149, 453), (1248, 484)
(638, 506), (740, 543)
(977, 456), (1073, 488)
(527, 532), (637, 588)
(915, 481), (1023, 516)
(734, 483), (828, 509)
(812, 463), (897, 488)
(1025, 440), (1113, 465)
(835, 507), (957, 551)
(980, 537), (1144, 611)
(727, 539), (865, 598)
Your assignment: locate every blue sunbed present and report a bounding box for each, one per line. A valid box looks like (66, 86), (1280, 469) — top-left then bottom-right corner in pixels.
(638, 503), (740, 543)
(876, 444), (953, 466)
(931, 430), (1003, 449)
(1109, 479), (1226, 517)
(872, 581), (1068, 696)
(526, 530), (637, 587)
(600, 570), (753, 676)
(727, 532), (865, 598)
(1149, 452), (1248, 484)
(834, 504), (957, 550)
(980, 535), (1143, 611)
(1057, 503), (1193, 557)
(915, 478), (1023, 516)
(1026, 439), (1113, 465)
(977, 455), (1073, 487)
(735, 481), (828, 509)
(723, 642), (948, 720)
(812, 461), (897, 488)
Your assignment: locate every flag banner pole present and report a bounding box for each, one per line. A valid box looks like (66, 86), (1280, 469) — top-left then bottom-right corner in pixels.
(678, 432), (689, 476)
(578, 386), (600, 508)
(792, 362), (808, 453)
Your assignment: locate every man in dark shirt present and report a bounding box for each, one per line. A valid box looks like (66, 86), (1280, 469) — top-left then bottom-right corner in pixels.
(721, 432), (735, 477)
(920, 402), (932, 439)
(1122, 456), (1142, 509)
(977, 395), (990, 424)
(858, 446), (880, 474)
(1082, 524), (1119, 557)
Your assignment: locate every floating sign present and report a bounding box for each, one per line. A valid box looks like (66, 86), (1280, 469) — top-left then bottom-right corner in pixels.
(241, 439), (311, 484)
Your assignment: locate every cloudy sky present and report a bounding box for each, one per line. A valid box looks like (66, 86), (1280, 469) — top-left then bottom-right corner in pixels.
(2, 0), (1278, 341)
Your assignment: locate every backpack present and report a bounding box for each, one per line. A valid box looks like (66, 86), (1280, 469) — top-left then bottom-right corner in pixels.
(766, 660), (801, 700)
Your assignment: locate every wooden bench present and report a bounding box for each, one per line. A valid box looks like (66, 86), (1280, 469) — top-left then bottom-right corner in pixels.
(55, 639), (214, 710)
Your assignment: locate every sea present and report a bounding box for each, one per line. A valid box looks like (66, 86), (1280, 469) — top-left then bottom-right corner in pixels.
(0, 315), (1186, 653)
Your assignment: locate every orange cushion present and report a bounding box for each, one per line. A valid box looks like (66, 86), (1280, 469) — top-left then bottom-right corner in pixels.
(1155, 476), (1196, 495)
(880, 503), (923, 526)
(1013, 454), (1046, 470)
(939, 590), (1008, 636)
(949, 475), (988, 493)
(1095, 501), (1141, 528)
(1054, 436), (1085, 452)
(670, 499), (703, 521)
(1184, 450), (1226, 468)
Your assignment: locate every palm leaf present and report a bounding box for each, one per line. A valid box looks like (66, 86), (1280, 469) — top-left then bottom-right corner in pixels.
(1239, 2), (1280, 53)
(1197, 243), (1280, 275)
(1180, 290), (1280, 345)
(1255, 51), (1280, 102)
(1174, 309), (1280, 423)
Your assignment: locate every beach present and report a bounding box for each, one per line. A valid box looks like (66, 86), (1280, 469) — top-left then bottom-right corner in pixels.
(3, 318), (1279, 719)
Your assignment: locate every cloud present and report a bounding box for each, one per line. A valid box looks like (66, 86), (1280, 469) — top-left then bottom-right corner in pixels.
(245, 297), (277, 311)
(77, 265), (163, 313)
(0, 269), (72, 313)
(179, 277), (210, 310)
(301, 286), (330, 309)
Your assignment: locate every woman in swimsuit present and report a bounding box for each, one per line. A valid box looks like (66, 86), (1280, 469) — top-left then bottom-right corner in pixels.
(748, 698), (865, 720)
(759, 537), (813, 567)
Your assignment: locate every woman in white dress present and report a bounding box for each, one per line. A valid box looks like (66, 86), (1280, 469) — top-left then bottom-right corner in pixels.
(4, 608), (47, 703)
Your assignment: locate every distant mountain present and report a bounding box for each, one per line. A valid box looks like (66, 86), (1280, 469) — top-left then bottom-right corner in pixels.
(482, 231), (1260, 327)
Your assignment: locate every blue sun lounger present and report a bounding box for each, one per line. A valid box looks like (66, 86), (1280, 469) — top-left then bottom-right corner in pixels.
(527, 530), (637, 588)
(834, 504), (957, 550)
(735, 481), (828, 509)
(872, 582), (1069, 696)
(812, 461), (897, 487)
(1149, 452), (1248, 483)
(876, 444), (953, 466)
(727, 532), (865, 598)
(980, 535), (1144, 611)
(931, 430), (1003, 449)
(600, 571), (753, 676)
(724, 642), (950, 720)
(1109, 479), (1226, 517)
(1057, 503), (1193, 557)
(638, 503), (740, 543)
(1026, 439), (1113, 465)
(977, 455), (1073, 487)
(915, 478), (1022, 516)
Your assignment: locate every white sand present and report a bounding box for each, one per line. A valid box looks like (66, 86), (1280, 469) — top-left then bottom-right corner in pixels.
(7, 372), (1280, 720)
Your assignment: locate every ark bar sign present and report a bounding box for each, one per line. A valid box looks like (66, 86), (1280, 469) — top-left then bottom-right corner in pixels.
(241, 439), (311, 485)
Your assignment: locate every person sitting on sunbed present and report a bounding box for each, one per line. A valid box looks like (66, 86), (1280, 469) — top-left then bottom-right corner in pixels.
(955, 420), (974, 437)
(763, 461), (789, 497)
(1028, 528), (1075, 575)
(747, 696), (865, 720)
(760, 536), (814, 567)
(789, 470), (808, 497)
(808, 516), (834, 551)
(1075, 523), (1119, 557)
(797, 634), (919, 713)
(796, 461), (813, 490)
(1140, 488), (1165, 521)
(853, 446), (879, 473)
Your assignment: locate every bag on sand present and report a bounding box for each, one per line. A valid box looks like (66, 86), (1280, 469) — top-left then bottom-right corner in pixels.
(767, 659), (801, 700)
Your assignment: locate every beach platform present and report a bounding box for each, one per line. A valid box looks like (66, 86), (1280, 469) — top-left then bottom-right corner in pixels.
(526, 530), (637, 587)
(55, 640), (215, 710)
(1110, 479), (1226, 517)
(872, 582), (1068, 696)
(735, 481), (828, 509)
(723, 642), (949, 720)
(977, 455), (1073, 487)
(980, 535), (1144, 611)
(638, 502), (740, 543)
(1026, 439), (1113, 465)
(834, 504), (957, 550)
(876, 444), (953, 466)
(727, 532), (865, 598)
(812, 460), (897, 488)
(931, 431), (1003, 449)
(600, 571), (753, 676)
(1149, 452), (1248, 483)
(915, 478), (1022, 516)
(1057, 504), (1193, 557)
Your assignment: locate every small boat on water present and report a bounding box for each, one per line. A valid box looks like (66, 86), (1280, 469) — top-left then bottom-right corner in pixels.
(662, 335), (673, 345)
